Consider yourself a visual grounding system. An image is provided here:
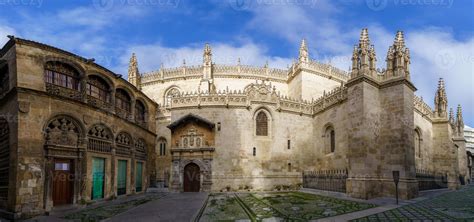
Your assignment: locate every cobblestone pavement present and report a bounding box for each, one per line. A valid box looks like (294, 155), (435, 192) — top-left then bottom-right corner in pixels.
(352, 185), (474, 222)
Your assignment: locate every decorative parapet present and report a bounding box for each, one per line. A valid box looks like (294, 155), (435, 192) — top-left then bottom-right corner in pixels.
(312, 86), (348, 115)
(414, 95), (433, 119)
(161, 80), (347, 117)
(288, 60), (350, 83)
(141, 60), (348, 85)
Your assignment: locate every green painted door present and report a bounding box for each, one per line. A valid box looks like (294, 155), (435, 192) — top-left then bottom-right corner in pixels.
(117, 160), (127, 195)
(92, 157), (105, 200)
(135, 162), (143, 192)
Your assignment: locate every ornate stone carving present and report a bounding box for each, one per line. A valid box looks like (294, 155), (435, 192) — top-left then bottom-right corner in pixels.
(135, 138), (147, 160)
(87, 124), (112, 153)
(45, 116), (82, 146)
(18, 101), (30, 113)
(45, 83), (82, 101)
(116, 132), (132, 156)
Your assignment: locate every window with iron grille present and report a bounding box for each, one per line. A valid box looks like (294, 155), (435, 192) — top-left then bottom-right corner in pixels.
(44, 61), (80, 90)
(135, 101), (146, 124)
(86, 76), (110, 102)
(115, 89), (131, 112)
(87, 124), (113, 153)
(256, 111), (268, 136)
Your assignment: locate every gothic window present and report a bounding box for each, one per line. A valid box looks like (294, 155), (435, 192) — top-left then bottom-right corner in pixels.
(87, 124), (113, 153)
(115, 89), (131, 112)
(158, 138), (167, 156)
(116, 132), (132, 156)
(164, 88), (180, 107)
(0, 62), (9, 96)
(45, 115), (82, 146)
(135, 100), (146, 125)
(135, 139), (147, 160)
(256, 111), (268, 136)
(44, 61), (80, 90)
(86, 75), (110, 103)
(325, 125), (335, 153)
(0, 118), (9, 203)
(415, 129), (422, 158)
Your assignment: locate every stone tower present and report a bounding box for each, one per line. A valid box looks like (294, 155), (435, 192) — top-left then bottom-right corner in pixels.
(346, 28), (418, 199)
(128, 53), (141, 89)
(431, 78), (461, 189)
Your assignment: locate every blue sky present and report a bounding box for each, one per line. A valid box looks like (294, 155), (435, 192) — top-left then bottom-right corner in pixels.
(0, 0), (473, 126)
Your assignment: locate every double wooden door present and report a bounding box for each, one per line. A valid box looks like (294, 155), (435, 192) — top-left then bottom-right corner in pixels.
(52, 159), (74, 206)
(183, 163), (200, 192)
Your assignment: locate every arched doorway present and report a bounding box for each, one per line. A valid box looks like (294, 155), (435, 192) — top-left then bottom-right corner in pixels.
(183, 163), (200, 192)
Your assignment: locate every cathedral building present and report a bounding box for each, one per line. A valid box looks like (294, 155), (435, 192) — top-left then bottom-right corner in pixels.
(135, 29), (469, 198)
(0, 28), (470, 219)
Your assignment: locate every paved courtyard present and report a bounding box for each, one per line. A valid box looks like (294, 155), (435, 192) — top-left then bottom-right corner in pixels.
(15, 185), (474, 222)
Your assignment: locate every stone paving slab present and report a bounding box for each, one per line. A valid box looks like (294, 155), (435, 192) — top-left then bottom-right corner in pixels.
(351, 185), (474, 222)
(107, 192), (208, 222)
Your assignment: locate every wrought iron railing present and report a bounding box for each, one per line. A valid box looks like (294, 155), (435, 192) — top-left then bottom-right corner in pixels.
(303, 169), (348, 193)
(416, 169), (448, 191)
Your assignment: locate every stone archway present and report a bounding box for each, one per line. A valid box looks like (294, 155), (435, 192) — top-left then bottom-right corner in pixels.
(183, 163), (200, 192)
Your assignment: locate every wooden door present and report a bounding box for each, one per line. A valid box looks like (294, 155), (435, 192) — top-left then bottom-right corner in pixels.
(183, 163), (200, 192)
(135, 162), (143, 192)
(92, 157), (105, 200)
(117, 160), (127, 195)
(52, 159), (74, 206)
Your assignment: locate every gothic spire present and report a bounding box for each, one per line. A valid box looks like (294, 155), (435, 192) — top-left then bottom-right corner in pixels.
(386, 30), (410, 78)
(351, 28), (376, 78)
(456, 104), (464, 136)
(203, 43), (212, 66)
(128, 53), (140, 88)
(449, 108), (455, 127)
(434, 78), (448, 118)
(299, 38), (309, 63)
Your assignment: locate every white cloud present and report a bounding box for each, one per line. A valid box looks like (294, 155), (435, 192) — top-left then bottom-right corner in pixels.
(118, 42), (293, 74)
(0, 25), (16, 46)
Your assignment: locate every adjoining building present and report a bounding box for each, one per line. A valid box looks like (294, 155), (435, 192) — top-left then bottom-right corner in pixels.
(465, 125), (474, 179)
(0, 37), (157, 219)
(132, 29), (470, 199)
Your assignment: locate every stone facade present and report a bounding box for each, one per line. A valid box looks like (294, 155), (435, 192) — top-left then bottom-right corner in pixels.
(135, 29), (470, 199)
(0, 37), (157, 219)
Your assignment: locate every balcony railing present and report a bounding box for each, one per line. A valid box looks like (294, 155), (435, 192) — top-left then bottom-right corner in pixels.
(302, 169), (348, 193)
(45, 83), (82, 101)
(86, 95), (112, 111)
(115, 107), (132, 121)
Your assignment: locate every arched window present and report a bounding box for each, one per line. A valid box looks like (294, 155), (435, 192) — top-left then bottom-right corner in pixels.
(0, 118), (9, 205)
(256, 111), (268, 136)
(86, 75), (110, 103)
(324, 125), (335, 153)
(415, 129), (422, 158)
(135, 100), (146, 125)
(44, 61), (81, 90)
(115, 89), (131, 112)
(158, 138), (167, 156)
(164, 88), (180, 107)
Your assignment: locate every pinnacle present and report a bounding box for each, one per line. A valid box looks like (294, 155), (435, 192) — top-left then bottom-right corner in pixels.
(394, 30), (405, 46)
(359, 28), (370, 45)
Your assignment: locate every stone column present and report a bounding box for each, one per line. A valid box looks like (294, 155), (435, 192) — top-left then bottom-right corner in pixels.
(43, 156), (54, 212)
(131, 149), (136, 193)
(111, 147), (116, 197)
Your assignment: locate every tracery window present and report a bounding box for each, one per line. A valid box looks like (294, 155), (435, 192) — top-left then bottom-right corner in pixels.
(164, 88), (180, 107)
(135, 139), (147, 160)
(44, 61), (80, 90)
(158, 138), (167, 156)
(87, 124), (113, 153)
(0, 118), (9, 203)
(86, 76), (110, 103)
(256, 111), (268, 136)
(116, 132), (132, 156)
(115, 89), (131, 112)
(135, 100), (146, 125)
